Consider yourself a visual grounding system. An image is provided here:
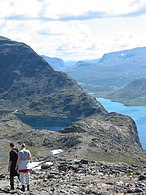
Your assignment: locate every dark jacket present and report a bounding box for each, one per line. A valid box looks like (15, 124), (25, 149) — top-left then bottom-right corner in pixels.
(9, 148), (18, 176)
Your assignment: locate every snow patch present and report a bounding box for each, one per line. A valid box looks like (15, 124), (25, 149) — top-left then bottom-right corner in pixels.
(30, 149), (63, 170)
(51, 149), (63, 155)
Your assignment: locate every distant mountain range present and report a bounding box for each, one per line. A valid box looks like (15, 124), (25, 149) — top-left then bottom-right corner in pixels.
(43, 47), (146, 106)
(66, 47), (146, 94)
(42, 56), (101, 71)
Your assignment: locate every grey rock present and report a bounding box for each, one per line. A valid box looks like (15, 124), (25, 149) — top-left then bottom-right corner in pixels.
(41, 163), (51, 170)
(47, 174), (55, 179)
(138, 175), (146, 181)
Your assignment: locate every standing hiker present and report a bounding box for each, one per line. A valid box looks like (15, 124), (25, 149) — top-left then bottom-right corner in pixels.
(8, 142), (19, 190)
(16, 143), (31, 192)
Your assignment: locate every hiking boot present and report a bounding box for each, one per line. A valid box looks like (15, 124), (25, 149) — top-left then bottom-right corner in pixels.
(21, 185), (25, 192)
(27, 185), (30, 191)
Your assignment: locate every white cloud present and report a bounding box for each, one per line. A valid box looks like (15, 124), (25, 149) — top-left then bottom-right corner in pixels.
(0, 0), (146, 20)
(41, 0), (146, 19)
(0, 0), (146, 60)
(0, 0), (42, 19)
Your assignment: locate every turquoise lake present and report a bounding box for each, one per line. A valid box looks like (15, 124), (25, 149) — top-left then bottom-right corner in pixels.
(97, 98), (146, 150)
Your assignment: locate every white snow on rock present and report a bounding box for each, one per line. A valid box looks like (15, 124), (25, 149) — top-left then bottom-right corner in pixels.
(51, 149), (63, 155)
(30, 149), (63, 170)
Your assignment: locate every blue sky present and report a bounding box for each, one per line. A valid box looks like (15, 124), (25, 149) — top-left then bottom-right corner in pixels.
(0, 0), (146, 61)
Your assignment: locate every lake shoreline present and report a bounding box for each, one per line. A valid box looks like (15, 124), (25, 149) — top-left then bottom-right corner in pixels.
(97, 97), (146, 150)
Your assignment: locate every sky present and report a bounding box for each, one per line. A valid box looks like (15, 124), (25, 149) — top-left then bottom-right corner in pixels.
(0, 0), (146, 61)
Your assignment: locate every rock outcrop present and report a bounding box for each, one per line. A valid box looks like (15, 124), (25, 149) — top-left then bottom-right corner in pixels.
(0, 36), (106, 118)
(60, 112), (145, 163)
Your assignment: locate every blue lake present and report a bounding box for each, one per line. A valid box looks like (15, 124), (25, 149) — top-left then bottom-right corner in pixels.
(16, 114), (76, 131)
(97, 98), (146, 150)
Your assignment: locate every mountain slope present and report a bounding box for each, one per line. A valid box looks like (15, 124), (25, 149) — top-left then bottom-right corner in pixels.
(0, 36), (106, 117)
(109, 77), (146, 105)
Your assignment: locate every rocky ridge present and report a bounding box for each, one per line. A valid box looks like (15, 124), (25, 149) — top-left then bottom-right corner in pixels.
(0, 112), (146, 194)
(0, 113), (146, 169)
(0, 36), (106, 118)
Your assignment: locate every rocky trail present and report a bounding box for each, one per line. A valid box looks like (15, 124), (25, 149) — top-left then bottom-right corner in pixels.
(1, 154), (146, 195)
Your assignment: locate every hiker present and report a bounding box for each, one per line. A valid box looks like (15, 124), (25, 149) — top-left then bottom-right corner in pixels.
(16, 143), (31, 192)
(8, 142), (19, 190)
